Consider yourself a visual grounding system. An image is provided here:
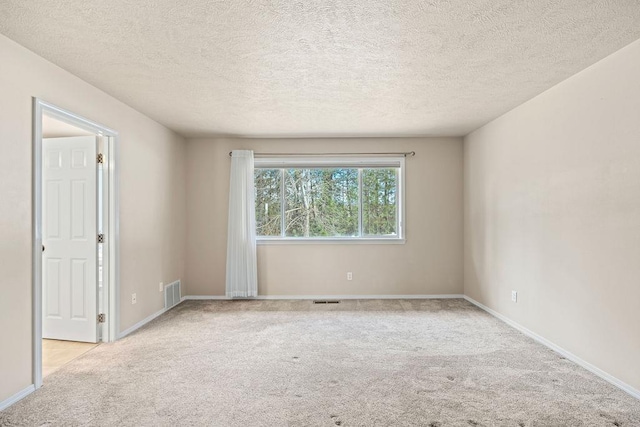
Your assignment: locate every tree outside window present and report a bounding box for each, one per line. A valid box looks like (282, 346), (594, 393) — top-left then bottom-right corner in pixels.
(255, 166), (400, 239)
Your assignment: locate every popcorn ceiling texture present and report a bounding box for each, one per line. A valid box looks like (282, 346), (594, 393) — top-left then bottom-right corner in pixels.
(1, 1), (640, 137)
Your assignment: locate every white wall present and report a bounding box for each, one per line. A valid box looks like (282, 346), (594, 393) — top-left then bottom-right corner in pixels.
(185, 137), (463, 297)
(464, 39), (640, 392)
(0, 34), (186, 402)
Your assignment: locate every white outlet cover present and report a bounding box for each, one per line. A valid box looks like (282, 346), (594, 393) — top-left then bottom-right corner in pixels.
(511, 291), (518, 302)
(159, 282), (164, 292)
(347, 272), (353, 281)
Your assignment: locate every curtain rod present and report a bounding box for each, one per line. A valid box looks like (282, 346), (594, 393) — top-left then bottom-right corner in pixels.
(228, 151), (416, 157)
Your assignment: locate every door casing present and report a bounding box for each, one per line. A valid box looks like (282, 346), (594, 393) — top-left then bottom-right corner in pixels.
(32, 98), (120, 389)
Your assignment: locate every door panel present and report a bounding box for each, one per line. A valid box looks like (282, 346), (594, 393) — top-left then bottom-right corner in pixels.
(70, 259), (87, 319)
(45, 181), (62, 239)
(43, 136), (98, 343)
(71, 180), (87, 239)
(45, 258), (62, 318)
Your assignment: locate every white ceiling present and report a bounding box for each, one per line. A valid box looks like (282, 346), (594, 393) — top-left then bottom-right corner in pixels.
(2, 1), (640, 138)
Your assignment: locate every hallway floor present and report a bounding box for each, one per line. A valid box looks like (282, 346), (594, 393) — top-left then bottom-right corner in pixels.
(43, 339), (99, 378)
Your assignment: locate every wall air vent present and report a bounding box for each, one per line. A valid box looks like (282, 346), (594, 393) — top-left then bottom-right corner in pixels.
(164, 280), (182, 309)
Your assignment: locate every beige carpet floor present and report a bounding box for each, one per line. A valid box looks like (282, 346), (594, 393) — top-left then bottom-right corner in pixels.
(1, 299), (639, 426)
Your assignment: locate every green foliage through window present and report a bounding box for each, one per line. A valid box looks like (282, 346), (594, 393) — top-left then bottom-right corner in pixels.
(362, 169), (397, 236)
(255, 167), (399, 238)
(255, 169), (281, 236)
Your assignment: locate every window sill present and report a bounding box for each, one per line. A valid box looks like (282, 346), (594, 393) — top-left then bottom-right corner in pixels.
(257, 238), (406, 245)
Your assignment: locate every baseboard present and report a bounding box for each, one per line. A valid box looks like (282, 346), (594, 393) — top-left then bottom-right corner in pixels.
(0, 384), (35, 411)
(183, 294), (464, 300)
(463, 295), (640, 401)
(117, 300), (183, 339)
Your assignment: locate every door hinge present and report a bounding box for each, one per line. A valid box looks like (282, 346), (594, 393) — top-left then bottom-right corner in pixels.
(97, 233), (105, 243)
(97, 313), (106, 323)
(97, 153), (104, 164)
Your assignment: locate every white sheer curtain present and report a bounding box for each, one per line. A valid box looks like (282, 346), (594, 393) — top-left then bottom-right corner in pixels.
(226, 150), (258, 298)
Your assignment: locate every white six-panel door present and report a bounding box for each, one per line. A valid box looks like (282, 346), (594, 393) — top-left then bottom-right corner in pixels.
(42, 136), (98, 343)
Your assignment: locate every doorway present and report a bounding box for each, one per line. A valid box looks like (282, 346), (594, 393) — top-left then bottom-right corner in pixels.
(33, 99), (119, 387)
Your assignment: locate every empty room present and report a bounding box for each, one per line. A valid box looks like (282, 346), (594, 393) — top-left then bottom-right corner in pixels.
(1, 1), (639, 426)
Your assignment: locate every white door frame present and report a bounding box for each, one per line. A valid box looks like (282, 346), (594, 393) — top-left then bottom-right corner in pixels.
(32, 98), (120, 389)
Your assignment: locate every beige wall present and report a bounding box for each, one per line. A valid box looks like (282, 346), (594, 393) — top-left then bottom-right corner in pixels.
(186, 137), (463, 297)
(464, 39), (640, 391)
(0, 35), (186, 402)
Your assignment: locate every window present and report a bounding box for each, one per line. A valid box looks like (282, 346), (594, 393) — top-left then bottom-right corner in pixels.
(254, 157), (404, 242)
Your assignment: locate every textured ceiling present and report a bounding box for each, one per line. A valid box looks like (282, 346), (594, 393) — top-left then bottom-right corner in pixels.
(2, 1), (640, 137)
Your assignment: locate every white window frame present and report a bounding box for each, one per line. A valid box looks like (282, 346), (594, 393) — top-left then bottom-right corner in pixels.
(254, 156), (405, 244)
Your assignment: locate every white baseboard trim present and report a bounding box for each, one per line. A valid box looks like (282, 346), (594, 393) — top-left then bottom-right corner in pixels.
(183, 294), (464, 301)
(0, 384), (35, 411)
(464, 295), (640, 401)
(118, 300), (183, 339)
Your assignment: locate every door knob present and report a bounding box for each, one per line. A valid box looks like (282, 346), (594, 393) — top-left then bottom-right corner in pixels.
(42, 244), (45, 252)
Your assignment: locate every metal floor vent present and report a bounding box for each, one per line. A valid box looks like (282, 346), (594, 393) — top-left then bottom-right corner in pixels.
(313, 300), (341, 304)
(164, 280), (181, 309)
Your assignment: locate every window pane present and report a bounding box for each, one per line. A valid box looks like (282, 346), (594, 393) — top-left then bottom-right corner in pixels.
(284, 168), (358, 237)
(362, 168), (397, 236)
(255, 169), (281, 236)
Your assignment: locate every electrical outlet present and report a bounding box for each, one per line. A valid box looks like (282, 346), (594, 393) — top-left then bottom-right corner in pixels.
(132, 293), (137, 304)
(347, 272), (353, 281)
(159, 282), (164, 292)
(511, 290), (518, 303)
